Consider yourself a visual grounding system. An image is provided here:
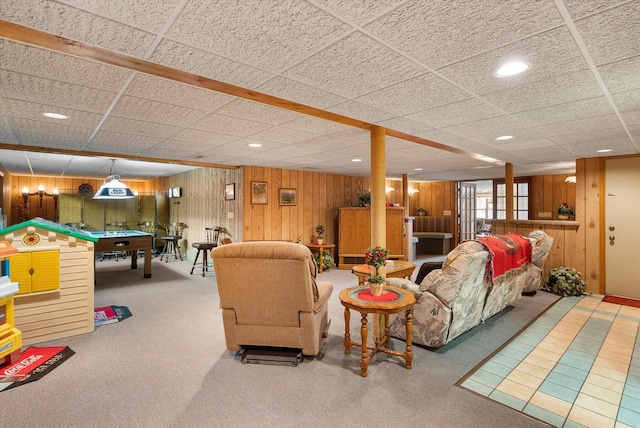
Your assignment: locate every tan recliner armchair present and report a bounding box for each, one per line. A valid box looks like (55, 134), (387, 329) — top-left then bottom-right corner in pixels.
(211, 241), (333, 356)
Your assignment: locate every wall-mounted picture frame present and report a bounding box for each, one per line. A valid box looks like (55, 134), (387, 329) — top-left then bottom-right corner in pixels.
(279, 188), (297, 206)
(225, 183), (235, 201)
(251, 181), (268, 205)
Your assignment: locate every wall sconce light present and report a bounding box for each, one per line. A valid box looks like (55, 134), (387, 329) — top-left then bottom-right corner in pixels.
(386, 186), (395, 193)
(565, 176), (576, 183)
(408, 188), (420, 196)
(22, 185), (59, 209)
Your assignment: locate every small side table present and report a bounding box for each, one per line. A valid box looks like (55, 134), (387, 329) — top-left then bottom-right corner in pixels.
(351, 261), (416, 285)
(306, 243), (335, 273)
(339, 285), (416, 377)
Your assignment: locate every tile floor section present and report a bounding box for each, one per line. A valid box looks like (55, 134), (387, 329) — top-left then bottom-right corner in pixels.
(460, 295), (640, 427)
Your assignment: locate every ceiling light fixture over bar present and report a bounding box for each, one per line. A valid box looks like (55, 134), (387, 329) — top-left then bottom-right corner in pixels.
(93, 160), (135, 200)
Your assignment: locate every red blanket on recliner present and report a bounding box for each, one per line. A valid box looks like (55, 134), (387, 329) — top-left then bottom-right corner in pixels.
(475, 233), (531, 283)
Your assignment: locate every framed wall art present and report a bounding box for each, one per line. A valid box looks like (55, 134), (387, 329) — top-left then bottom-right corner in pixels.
(250, 181), (267, 204)
(225, 183), (235, 201)
(279, 188), (297, 206)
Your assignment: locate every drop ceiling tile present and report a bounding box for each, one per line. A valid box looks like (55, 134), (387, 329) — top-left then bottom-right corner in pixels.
(415, 129), (462, 143)
(125, 74), (234, 111)
(138, 144), (202, 160)
(0, 117), (18, 144)
(548, 125), (628, 145)
(169, 128), (240, 146)
(0, 0), (155, 57)
(612, 89), (640, 112)
(2, 98), (103, 130)
(439, 115), (530, 139)
(282, 116), (353, 135)
(491, 138), (557, 152)
(533, 113), (621, 137)
(506, 145), (578, 162)
(244, 145), (323, 162)
(190, 113), (273, 137)
(0, 40), (131, 92)
(214, 99), (303, 125)
(110, 95), (208, 127)
(145, 138), (224, 153)
(356, 73), (472, 116)
(57, 0), (184, 33)
(575, 1), (640, 65)
(293, 135), (360, 151)
(314, 0), (406, 26)
(327, 100), (395, 123)
(558, 138), (637, 157)
(628, 124), (640, 144)
(364, 0), (563, 69)
(10, 117), (92, 142)
(622, 109), (640, 126)
(13, 128), (90, 150)
(282, 31), (425, 99)
(1, 70), (117, 114)
(482, 69), (604, 114)
(469, 128), (544, 145)
(437, 27), (589, 97)
(100, 116), (182, 138)
(375, 117), (434, 135)
(512, 97), (615, 127)
(406, 98), (503, 129)
(86, 130), (159, 154)
(598, 56), (640, 93)
(166, 0), (352, 72)
(327, 128), (370, 142)
(250, 126), (319, 145)
(149, 40), (274, 89)
(562, 0), (629, 20)
(257, 76), (347, 109)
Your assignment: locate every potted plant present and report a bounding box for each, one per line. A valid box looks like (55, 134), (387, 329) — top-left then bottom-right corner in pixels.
(557, 203), (574, 220)
(355, 190), (371, 207)
(416, 207), (427, 216)
(313, 252), (334, 271)
(315, 225), (324, 245)
(541, 267), (588, 296)
(364, 245), (389, 296)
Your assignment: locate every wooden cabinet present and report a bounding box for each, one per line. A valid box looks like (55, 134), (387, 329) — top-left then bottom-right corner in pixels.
(10, 250), (60, 295)
(338, 207), (404, 269)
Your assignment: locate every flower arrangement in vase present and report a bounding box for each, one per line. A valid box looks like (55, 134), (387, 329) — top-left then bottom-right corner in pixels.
(364, 245), (389, 296)
(315, 225), (324, 245)
(557, 203), (574, 220)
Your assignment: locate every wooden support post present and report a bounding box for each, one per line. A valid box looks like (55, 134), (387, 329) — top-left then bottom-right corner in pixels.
(370, 126), (386, 341)
(506, 162), (514, 221)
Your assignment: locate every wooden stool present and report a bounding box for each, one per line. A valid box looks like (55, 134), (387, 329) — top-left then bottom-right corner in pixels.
(159, 222), (186, 262)
(190, 227), (220, 275)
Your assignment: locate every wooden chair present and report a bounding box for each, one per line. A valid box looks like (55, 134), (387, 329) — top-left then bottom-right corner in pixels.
(137, 221), (159, 255)
(100, 222), (126, 261)
(159, 222), (187, 262)
(190, 227), (220, 276)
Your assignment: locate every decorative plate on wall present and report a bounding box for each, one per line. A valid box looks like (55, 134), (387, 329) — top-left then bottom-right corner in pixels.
(78, 183), (93, 194)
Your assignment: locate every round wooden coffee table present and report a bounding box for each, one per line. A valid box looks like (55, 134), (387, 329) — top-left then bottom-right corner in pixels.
(351, 261), (416, 285)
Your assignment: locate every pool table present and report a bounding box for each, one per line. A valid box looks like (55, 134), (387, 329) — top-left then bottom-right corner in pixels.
(90, 230), (153, 278)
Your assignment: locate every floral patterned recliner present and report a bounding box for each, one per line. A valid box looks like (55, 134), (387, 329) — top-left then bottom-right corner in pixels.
(386, 230), (553, 348)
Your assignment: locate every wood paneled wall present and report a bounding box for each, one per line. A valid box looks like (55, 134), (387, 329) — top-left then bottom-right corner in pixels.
(530, 173), (577, 220)
(242, 166), (371, 246)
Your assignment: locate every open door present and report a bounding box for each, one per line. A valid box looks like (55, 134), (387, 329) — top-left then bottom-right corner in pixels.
(458, 182), (476, 242)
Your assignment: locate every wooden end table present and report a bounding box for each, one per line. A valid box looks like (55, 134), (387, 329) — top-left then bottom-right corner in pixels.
(306, 243), (335, 273)
(351, 261), (416, 285)
(339, 285), (416, 377)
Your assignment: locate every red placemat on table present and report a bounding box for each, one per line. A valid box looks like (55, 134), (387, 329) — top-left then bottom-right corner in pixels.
(357, 289), (399, 302)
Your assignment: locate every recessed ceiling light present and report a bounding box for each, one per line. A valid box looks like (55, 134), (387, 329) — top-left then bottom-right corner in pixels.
(43, 112), (68, 119)
(596, 149), (612, 153)
(352, 158), (362, 162)
(248, 143), (262, 148)
(495, 135), (513, 141)
(414, 168), (423, 171)
(495, 61), (528, 77)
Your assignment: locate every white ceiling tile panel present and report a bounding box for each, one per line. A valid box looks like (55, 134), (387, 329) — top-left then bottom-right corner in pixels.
(533, 113), (622, 137)
(364, 0), (564, 69)
(437, 27), (589, 97)
(166, 0), (352, 72)
(512, 97), (615, 127)
(598, 56), (640, 93)
(288, 135), (359, 151)
(0, 117), (18, 144)
(0, 0), (155, 57)
(415, 129), (464, 143)
(164, 128), (240, 146)
(491, 138), (557, 152)
(244, 145), (323, 162)
(257, 77), (346, 109)
(622, 109), (640, 126)
(282, 116), (353, 135)
(469, 129), (545, 145)
(548, 126), (629, 145)
(0, 70), (117, 114)
(0, 40), (131, 92)
(10, 117), (92, 141)
(190, 113), (273, 137)
(13, 129), (90, 150)
(326, 100), (396, 123)
(149, 40), (274, 89)
(375, 117), (434, 135)
(574, 1), (640, 65)
(144, 137), (227, 154)
(110, 95), (208, 127)
(0, 150), (31, 174)
(138, 145), (202, 161)
(213, 99), (304, 126)
(100, 116), (182, 138)
(628, 124), (640, 143)
(57, 0), (184, 33)
(327, 128), (370, 142)
(611, 89), (640, 113)
(406, 98), (504, 129)
(3, 98), (103, 130)
(249, 127), (319, 145)
(125, 74), (234, 111)
(282, 31), (425, 99)
(439, 115), (531, 139)
(481, 69), (604, 114)
(355, 73), (473, 115)
(86, 131), (159, 154)
(562, 0), (629, 20)
(505, 145), (578, 162)
(560, 138), (636, 155)
(314, 0), (406, 26)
